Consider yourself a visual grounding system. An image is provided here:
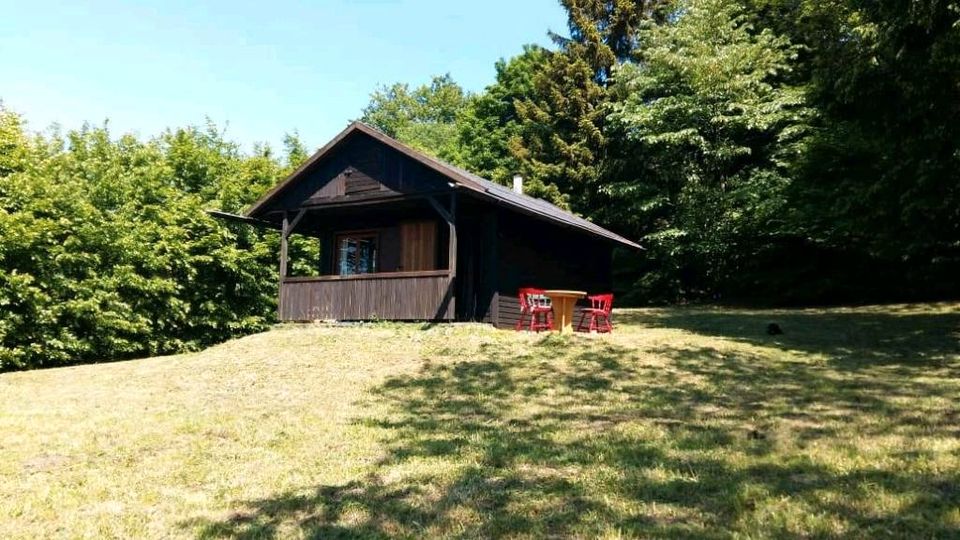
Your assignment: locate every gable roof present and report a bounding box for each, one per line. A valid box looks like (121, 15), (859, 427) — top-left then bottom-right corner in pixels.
(246, 122), (641, 249)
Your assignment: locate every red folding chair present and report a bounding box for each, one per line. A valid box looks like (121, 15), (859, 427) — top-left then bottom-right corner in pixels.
(576, 293), (614, 333)
(516, 287), (554, 332)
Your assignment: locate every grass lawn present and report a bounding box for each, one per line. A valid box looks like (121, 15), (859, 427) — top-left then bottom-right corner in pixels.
(1, 303), (959, 539)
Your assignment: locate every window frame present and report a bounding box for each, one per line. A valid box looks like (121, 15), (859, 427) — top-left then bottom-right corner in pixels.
(334, 229), (380, 276)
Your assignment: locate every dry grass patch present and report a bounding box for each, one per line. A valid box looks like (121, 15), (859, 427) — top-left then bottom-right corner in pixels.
(1, 304), (959, 538)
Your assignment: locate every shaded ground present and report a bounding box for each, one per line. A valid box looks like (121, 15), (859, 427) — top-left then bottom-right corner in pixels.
(2, 303), (958, 538)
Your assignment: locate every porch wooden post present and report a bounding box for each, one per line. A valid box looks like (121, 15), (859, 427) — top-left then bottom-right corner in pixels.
(426, 195), (457, 276)
(427, 193), (458, 320)
(278, 211), (289, 318)
(448, 192), (457, 278)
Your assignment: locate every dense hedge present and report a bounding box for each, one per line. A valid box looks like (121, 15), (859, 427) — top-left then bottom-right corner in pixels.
(0, 111), (315, 370)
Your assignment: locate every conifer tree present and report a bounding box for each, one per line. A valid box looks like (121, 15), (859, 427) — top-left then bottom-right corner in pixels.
(512, 0), (666, 210)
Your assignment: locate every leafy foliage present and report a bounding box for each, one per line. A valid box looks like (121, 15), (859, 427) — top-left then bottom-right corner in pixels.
(605, 0), (813, 301)
(458, 46), (548, 185)
(0, 110), (301, 370)
(357, 0), (959, 306)
(359, 74), (471, 165)
(788, 0), (960, 296)
(511, 0), (669, 209)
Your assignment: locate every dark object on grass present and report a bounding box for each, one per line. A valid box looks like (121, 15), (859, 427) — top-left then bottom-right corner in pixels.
(766, 323), (784, 335)
(748, 429), (767, 440)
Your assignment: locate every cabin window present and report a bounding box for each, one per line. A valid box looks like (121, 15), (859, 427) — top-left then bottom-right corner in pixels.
(335, 232), (378, 275)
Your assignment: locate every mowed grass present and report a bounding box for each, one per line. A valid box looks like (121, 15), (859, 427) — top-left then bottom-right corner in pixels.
(1, 304), (959, 539)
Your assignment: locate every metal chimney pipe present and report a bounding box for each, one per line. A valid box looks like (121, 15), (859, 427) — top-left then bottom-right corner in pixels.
(512, 174), (523, 194)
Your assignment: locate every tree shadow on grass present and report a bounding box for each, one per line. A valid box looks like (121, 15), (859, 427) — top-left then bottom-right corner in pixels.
(184, 319), (960, 538)
(617, 305), (960, 368)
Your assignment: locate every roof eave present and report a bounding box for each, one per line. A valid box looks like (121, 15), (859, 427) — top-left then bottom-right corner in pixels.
(244, 122), (365, 217)
(461, 189), (641, 249)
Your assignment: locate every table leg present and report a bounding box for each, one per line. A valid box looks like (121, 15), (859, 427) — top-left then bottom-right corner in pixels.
(559, 298), (575, 334)
(555, 298), (564, 333)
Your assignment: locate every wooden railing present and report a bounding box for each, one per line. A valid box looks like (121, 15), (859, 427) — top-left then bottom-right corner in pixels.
(279, 271), (454, 322)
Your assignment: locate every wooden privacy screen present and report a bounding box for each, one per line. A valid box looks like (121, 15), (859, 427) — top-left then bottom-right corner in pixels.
(400, 220), (437, 271)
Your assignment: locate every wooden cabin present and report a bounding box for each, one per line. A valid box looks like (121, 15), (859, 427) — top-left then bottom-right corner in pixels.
(215, 122), (640, 328)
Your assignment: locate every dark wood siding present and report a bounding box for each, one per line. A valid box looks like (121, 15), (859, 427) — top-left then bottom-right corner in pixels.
(496, 294), (524, 328)
(280, 272), (454, 321)
(344, 173), (382, 195)
(282, 201), (613, 328)
(263, 132), (452, 213)
(491, 210), (613, 329)
(455, 206), (498, 323)
(312, 175), (344, 198)
(379, 225), (402, 273)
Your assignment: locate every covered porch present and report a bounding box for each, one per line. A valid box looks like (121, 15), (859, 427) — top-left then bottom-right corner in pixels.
(276, 193), (459, 322)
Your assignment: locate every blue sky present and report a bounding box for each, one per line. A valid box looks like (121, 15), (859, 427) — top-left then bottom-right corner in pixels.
(1, 0), (568, 151)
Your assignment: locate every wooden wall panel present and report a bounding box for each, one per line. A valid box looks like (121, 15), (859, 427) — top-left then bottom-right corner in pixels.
(280, 274), (454, 321)
(312, 175), (344, 199)
(400, 220), (437, 271)
(453, 208), (497, 323)
(378, 226), (402, 273)
(344, 175), (381, 195)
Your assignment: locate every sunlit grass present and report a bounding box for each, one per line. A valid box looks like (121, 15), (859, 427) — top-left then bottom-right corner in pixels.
(1, 303), (958, 538)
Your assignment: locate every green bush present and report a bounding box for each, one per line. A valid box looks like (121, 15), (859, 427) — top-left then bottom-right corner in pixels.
(0, 110), (293, 370)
